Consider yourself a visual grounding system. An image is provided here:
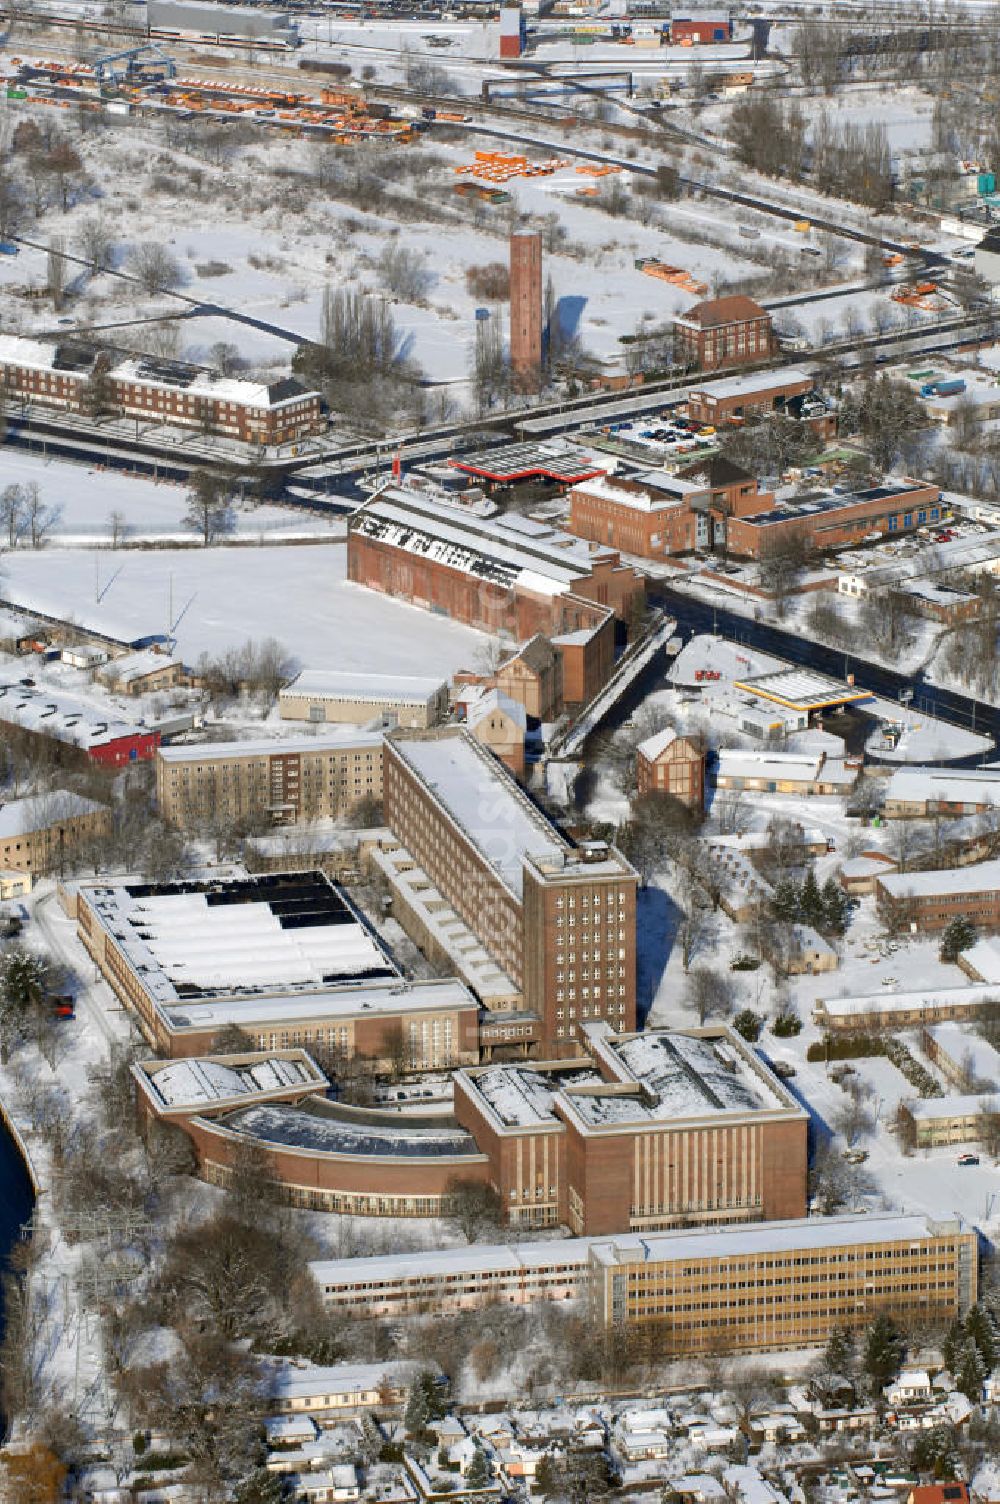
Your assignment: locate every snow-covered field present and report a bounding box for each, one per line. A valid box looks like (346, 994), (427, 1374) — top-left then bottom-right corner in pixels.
(0, 542), (491, 673)
(0, 450), (342, 544)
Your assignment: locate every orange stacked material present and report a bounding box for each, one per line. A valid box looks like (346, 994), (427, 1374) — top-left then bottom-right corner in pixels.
(637, 259), (707, 294)
(454, 150), (568, 183)
(891, 281), (947, 311)
(575, 163), (622, 176)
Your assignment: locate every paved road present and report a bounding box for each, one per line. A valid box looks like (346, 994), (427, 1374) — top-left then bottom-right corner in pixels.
(647, 582), (1000, 747)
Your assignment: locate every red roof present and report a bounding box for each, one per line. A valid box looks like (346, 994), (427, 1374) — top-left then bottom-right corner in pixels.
(908, 1485), (970, 1504)
(679, 295), (770, 328)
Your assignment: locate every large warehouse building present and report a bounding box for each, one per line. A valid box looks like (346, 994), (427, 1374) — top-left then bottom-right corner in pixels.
(74, 870), (480, 1065)
(310, 1213), (977, 1353)
(453, 1023), (808, 1234)
(347, 483), (645, 708)
(384, 729), (638, 1056)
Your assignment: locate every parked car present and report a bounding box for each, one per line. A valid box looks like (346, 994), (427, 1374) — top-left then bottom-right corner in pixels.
(957, 1153), (980, 1166)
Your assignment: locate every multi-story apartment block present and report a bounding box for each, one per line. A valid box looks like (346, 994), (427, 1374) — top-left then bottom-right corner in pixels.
(310, 1214), (977, 1353)
(0, 792), (111, 876)
(383, 729), (637, 1054)
(156, 732), (383, 829)
(672, 295), (777, 372)
(0, 334), (322, 445)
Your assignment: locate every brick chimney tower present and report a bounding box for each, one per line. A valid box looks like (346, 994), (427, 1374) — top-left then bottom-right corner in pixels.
(509, 228), (542, 393)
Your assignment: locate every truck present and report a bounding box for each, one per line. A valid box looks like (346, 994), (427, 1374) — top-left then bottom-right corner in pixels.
(0, 241), (18, 256)
(920, 378), (966, 397)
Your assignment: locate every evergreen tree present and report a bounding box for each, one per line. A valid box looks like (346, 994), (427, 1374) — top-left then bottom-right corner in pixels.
(821, 876), (851, 936)
(800, 867), (824, 926)
(466, 1447), (491, 1488)
(771, 876), (801, 923)
(864, 1313), (905, 1391)
(404, 1380), (431, 1437)
(535, 1455), (559, 1498)
(824, 1325), (856, 1376)
(733, 1009), (763, 1042)
(965, 1304), (997, 1369)
(232, 1470), (284, 1504)
(955, 1337), (987, 1402)
(940, 915), (976, 962)
(942, 1316), (965, 1375)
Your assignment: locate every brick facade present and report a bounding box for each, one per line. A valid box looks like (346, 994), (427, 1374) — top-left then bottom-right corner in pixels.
(673, 295), (777, 372)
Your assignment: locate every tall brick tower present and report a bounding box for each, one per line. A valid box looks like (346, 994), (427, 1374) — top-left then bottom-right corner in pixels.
(509, 229), (543, 393)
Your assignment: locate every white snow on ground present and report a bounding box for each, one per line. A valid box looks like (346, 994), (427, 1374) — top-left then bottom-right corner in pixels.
(0, 450), (343, 544)
(0, 542), (490, 673)
(863, 696), (994, 763)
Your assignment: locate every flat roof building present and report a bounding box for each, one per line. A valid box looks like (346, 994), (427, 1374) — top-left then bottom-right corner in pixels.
(884, 766), (1000, 818)
(0, 791), (111, 876)
(156, 731), (383, 829)
(876, 859), (1000, 933)
(310, 1213), (976, 1354)
(75, 869), (480, 1067)
(0, 679), (161, 767)
(453, 1023), (807, 1234)
(384, 729), (638, 1055)
(726, 481), (942, 559)
(279, 671), (448, 730)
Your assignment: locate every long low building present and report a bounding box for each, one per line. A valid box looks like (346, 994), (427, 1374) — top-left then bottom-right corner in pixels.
(875, 859), (1000, 933)
(922, 1022), (1000, 1091)
(278, 671), (449, 729)
(309, 1213), (976, 1354)
(885, 766), (1000, 818)
(156, 732), (383, 829)
(714, 748), (857, 796)
(899, 1094), (995, 1149)
(725, 481), (943, 559)
(814, 984), (1000, 1033)
(0, 333), (321, 445)
(0, 679), (161, 767)
(0, 791), (111, 876)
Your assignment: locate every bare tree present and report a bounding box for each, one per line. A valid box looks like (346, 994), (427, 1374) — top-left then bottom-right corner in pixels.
(24, 482), (59, 547)
(0, 482), (25, 547)
(107, 509), (128, 549)
(126, 241), (182, 295)
(76, 216), (115, 272)
(683, 965), (734, 1023)
(183, 470), (233, 545)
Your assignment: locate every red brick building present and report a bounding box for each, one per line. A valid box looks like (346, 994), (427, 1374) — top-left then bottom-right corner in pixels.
(636, 726), (705, 810)
(0, 679), (161, 767)
(348, 484), (644, 707)
(686, 367), (815, 427)
(567, 460), (772, 561)
(510, 229), (543, 392)
(384, 729), (638, 1056)
(0, 333), (322, 444)
(670, 12), (731, 43)
(726, 480), (943, 559)
(453, 1024), (808, 1233)
(875, 859), (1000, 934)
(673, 295), (777, 372)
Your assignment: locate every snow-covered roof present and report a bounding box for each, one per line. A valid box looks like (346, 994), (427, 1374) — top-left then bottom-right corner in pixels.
(142, 1052), (322, 1110)
(886, 765), (1000, 805)
(717, 749), (822, 782)
(270, 1360), (424, 1402)
(926, 1022), (1000, 1085)
(310, 1213), (968, 1289)
(280, 669), (446, 706)
(158, 729), (383, 763)
(0, 679), (145, 749)
(163, 978), (478, 1033)
(959, 935), (1000, 983)
(354, 484), (618, 599)
(571, 473), (703, 512)
(0, 791), (105, 839)
(877, 859), (1000, 900)
(816, 983), (1000, 1020)
(82, 871), (397, 1007)
(637, 726), (679, 761)
(688, 366), (812, 401)
(225, 1101), (480, 1159)
(466, 688), (527, 733)
(734, 667), (869, 711)
(389, 731), (567, 899)
(905, 1093), (995, 1121)
(99, 650), (180, 686)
